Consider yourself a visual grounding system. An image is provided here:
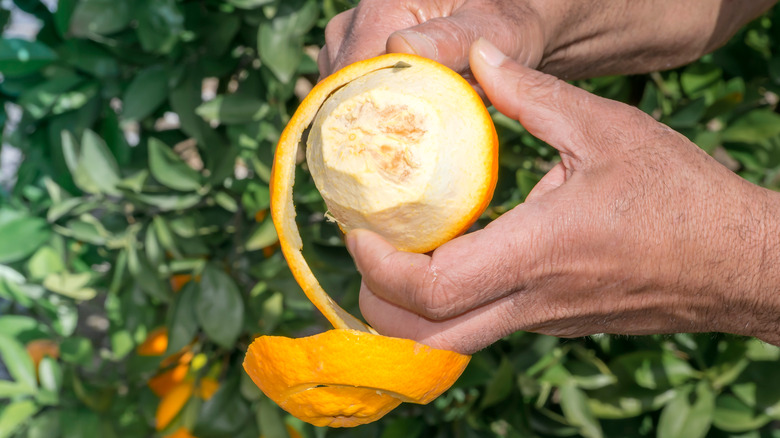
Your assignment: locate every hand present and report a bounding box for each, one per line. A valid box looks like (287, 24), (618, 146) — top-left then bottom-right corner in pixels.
(320, 0), (777, 81)
(318, 0), (545, 80)
(346, 39), (780, 354)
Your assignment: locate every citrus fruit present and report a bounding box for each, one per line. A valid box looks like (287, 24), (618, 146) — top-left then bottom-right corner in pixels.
(243, 53), (497, 427)
(306, 55), (497, 253)
(25, 339), (59, 377)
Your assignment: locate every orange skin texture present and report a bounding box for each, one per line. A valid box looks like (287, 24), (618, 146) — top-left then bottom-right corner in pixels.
(244, 329), (470, 427)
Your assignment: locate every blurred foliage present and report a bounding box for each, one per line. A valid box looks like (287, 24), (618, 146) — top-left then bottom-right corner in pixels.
(0, 0), (779, 437)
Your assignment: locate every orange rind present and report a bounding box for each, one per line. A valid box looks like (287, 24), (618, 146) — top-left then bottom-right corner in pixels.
(245, 329), (471, 427)
(243, 53), (497, 427)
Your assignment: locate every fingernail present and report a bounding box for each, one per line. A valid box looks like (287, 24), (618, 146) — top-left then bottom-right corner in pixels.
(395, 30), (438, 59)
(476, 38), (506, 67)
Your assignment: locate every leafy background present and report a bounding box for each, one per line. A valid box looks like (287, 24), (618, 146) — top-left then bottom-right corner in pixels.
(1, 0), (779, 437)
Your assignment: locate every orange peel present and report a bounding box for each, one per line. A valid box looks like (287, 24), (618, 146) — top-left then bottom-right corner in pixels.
(243, 53), (497, 427)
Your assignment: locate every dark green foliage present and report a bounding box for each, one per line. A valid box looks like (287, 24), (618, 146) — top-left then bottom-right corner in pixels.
(1, 1), (779, 437)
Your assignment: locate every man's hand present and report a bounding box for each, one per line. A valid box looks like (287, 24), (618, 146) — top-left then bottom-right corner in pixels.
(318, 0), (545, 83)
(347, 39), (780, 354)
(320, 0), (777, 80)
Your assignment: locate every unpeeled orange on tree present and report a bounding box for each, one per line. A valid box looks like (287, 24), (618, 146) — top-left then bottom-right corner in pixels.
(243, 53), (497, 427)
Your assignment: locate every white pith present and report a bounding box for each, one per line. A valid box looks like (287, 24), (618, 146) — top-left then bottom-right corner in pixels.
(306, 64), (491, 253)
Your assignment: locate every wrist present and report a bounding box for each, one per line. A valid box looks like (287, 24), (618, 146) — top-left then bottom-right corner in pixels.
(528, 1), (775, 80)
(735, 186), (780, 345)
(694, 182), (780, 344)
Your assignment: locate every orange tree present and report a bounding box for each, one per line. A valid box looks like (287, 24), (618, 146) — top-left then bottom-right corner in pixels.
(1, 0), (780, 437)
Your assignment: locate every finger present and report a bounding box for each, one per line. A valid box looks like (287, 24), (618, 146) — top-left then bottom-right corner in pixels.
(360, 277), (573, 354)
(346, 207), (542, 321)
(359, 282), (511, 354)
(322, 9), (354, 76)
(470, 38), (647, 163)
(317, 44), (331, 80)
(386, 7), (542, 75)
(329, 3), (420, 73)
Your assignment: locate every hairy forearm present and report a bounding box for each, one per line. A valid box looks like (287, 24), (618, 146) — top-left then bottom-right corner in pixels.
(727, 186), (780, 345)
(532, 0), (778, 79)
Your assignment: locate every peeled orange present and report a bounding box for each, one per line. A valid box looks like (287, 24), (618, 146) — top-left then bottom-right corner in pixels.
(243, 53), (497, 427)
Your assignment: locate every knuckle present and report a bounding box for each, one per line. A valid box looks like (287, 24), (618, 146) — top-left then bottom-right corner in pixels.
(412, 263), (460, 320)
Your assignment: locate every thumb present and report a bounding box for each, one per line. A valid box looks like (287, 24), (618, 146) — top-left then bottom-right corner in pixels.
(387, 11), (543, 75)
(470, 38), (635, 162)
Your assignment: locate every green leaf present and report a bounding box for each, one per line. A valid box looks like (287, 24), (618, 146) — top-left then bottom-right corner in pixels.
(43, 271), (98, 301)
(0, 215), (51, 264)
(74, 130), (121, 195)
(192, 377), (251, 437)
(0, 265), (25, 285)
(121, 65), (169, 121)
(166, 281), (199, 355)
(245, 217), (278, 252)
(127, 247), (168, 302)
(38, 356), (63, 398)
(147, 138), (202, 191)
(227, 0), (277, 9)
(69, 0), (132, 36)
(0, 333), (37, 392)
(195, 265), (244, 349)
(214, 192), (238, 213)
(713, 394), (771, 432)
(0, 380), (36, 398)
(666, 97), (707, 129)
(51, 81), (99, 115)
(0, 316), (48, 344)
(130, 192), (203, 211)
(117, 169), (149, 194)
(195, 94), (270, 124)
(0, 399), (39, 438)
(480, 357), (516, 409)
(657, 381), (715, 438)
(18, 74), (83, 119)
(680, 63), (722, 97)
(60, 336), (94, 365)
(0, 38), (57, 77)
(609, 350), (695, 390)
(25, 409), (60, 438)
(153, 216), (180, 258)
(109, 329), (134, 360)
(380, 417), (425, 438)
(559, 382), (603, 438)
(54, 0), (78, 37)
(721, 110), (780, 144)
(258, 0), (319, 83)
(27, 246), (66, 281)
(136, 0), (185, 54)
(257, 397), (287, 438)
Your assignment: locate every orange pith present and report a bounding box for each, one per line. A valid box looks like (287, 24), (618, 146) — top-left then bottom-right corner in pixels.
(243, 53), (495, 427)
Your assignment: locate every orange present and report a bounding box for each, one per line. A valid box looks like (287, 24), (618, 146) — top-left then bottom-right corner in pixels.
(170, 274), (194, 293)
(306, 56), (497, 253)
(137, 327), (169, 356)
(25, 339), (59, 376)
(243, 53), (494, 427)
(156, 381), (193, 431)
(163, 426), (198, 438)
(155, 377), (219, 431)
(148, 361), (189, 397)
